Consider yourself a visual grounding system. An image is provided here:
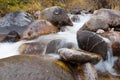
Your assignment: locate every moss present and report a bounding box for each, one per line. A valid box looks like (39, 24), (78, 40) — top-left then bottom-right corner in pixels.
(56, 60), (72, 73)
(1, 0), (120, 17)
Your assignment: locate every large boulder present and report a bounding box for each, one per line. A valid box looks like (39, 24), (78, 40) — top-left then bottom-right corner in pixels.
(46, 39), (74, 54)
(58, 48), (101, 64)
(21, 20), (59, 39)
(0, 55), (75, 80)
(0, 10), (34, 35)
(93, 9), (120, 31)
(80, 17), (109, 32)
(34, 6), (73, 28)
(77, 30), (108, 60)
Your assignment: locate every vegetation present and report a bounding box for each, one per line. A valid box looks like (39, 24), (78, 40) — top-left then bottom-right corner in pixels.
(0, 0), (120, 17)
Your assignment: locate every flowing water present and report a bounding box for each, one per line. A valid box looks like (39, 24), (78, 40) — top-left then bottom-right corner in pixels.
(0, 13), (119, 76)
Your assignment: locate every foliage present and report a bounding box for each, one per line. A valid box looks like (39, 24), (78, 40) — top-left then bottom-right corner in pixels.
(1, 0), (120, 17)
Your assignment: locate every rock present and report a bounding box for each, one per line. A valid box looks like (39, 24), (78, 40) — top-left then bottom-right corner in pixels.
(96, 29), (105, 34)
(70, 8), (81, 14)
(46, 39), (74, 54)
(80, 17), (109, 32)
(1, 31), (20, 42)
(34, 6), (73, 28)
(112, 42), (120, 56)
(77, 30), (108, 60)
(100, 31), (120, 56)
(113, 57), (120, 74)
(81, 9), (92, 14)
(58, 48), (101, 64)
(19, 42), (46, 55)
(0, 34), (6, 41)
(82, 63), (98, 80)
(0, 55), (75, 80)
(0, 10), (34, 35)
(93, 9), (120, 30)
(71, 15), (80, 22)
(21, 20), (59, 39)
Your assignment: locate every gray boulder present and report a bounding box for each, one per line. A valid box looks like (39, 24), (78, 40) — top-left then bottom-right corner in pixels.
(77, 30), (108, 60)
(0, 10), (34, 34)
(80, 17), (109, 32)
(34, 6), (73, 28)
(93, 8), (120, 31)
(0, 55), (75, 80)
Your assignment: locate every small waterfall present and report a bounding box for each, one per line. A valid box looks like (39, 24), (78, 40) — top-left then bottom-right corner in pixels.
(0, 14), (91, 59)
(0, 13), (119, 76)
(94, 37), (119, 76)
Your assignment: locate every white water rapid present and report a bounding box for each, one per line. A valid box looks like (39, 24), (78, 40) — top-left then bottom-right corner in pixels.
(0, 13), (119, 76)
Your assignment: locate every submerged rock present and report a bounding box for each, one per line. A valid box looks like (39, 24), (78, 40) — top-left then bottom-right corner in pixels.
(71, 15), (80, 22)
(21, 20), (59, 39)
(46, 39), (74, 54)
(0, 10), (34, 35)
(19, 42), (46, 55)
(77, 30), (108, 60)
(113, 57), (120, 74)
(82, 63), (98, 80)
(34, 6), (73, 28)
(0, 55), (75, 80)
(58, 48), (101, 64)
(1, 31), (20, 42)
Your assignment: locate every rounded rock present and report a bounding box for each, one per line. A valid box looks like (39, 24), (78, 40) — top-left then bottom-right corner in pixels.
(77, 30), (108, 60)
(21, 20), (59, 39)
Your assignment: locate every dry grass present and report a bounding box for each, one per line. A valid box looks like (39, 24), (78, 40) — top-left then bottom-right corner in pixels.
(1, 0), (120, 17)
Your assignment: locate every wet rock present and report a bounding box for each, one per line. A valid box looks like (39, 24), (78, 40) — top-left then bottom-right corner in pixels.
(81, 9), (92, 14)
(34, 6), (73, 28)
(77, 30), (108, 60)
(113, 57), (120, 74)
(1, 31), (20, 42)
(82, 63), (98, 80)
(0, 10), (34, 35)
(21, 20), (59, 39)
(58, 48), (101, 64)
(80, 17), (109, 32)
(112, 42), (120, 56)
(46, 39), (74, 54)
(0, 55), (75, 80)
(71, 15), (80, 22)
(19, 42), (46, 55)
(0, 34), (6, 41)
(94, 9), (120, 30)
(100, 31), (120, 56)
(70, 8), (81, 14)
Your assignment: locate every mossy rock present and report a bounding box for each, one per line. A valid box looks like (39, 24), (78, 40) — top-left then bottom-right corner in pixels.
(0, 55), (75, 80)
